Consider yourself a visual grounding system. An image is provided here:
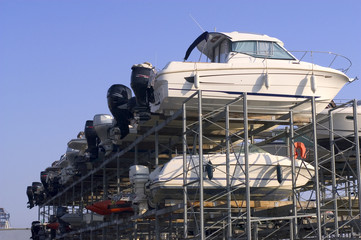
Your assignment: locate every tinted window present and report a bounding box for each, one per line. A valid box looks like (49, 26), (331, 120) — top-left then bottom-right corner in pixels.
(232, 41), (295, 60)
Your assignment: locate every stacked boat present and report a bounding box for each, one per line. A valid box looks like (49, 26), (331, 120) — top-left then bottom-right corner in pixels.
(129, 144), (315, 212)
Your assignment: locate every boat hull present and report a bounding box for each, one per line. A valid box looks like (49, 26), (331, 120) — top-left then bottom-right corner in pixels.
(151, 62), (349, 115)
(148, 153), (315, 203)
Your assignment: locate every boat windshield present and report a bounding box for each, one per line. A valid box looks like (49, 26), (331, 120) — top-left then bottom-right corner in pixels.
(231, 41), (295, 60)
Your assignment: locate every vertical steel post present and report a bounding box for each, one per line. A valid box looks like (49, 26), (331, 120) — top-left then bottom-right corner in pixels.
(42, 206), (45, 223)
(311, 97), (322, 240)
(289, 111), (298, 239)
(198, 90), (205, 240)
(353, 99), (361, 225)
(91, 173), (94, 238)
(81, 180), (84, 211)
(72, 186), (75, 213)
(134, 144), (138, 165)
(243, 93), (252, 240)
(225, 105), (232, 238)
(155, 208), (160, 240)
(117, 157), (120, 194)
(329, 110), (339, 236)
(287, 127), (294, 240)
(155, 121), (159, 168)
(103, 167), (106, 200)
(182, 102), (188, 238)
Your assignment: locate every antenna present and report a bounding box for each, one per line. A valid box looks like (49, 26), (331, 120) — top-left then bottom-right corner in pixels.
(189, 14), (205, 32)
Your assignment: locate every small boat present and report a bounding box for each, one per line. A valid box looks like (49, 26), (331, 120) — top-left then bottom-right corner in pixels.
(60, 213), (83, 227)
(142, 145), (315, 204)
(317, 100), (361, 151)
(85, 199), (133, 215)
(129, 31), (352, 116)
(83, 213), (104, 224)
(67, 138), (88, 153)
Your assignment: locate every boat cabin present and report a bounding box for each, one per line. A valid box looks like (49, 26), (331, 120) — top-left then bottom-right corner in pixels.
(185, 31), (296, 63)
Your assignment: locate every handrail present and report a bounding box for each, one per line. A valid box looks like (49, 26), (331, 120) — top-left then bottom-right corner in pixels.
(290, 50), (352, 73)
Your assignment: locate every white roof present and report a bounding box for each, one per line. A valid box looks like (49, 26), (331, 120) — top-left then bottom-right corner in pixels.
(219, 32), (284, 46)
(195, 31), (285, 60)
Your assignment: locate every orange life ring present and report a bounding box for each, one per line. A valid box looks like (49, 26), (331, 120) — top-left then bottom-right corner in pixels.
(294, 142), (307, 159)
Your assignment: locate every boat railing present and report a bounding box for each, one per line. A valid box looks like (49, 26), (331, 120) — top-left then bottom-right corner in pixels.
(290, 50), (352, 73)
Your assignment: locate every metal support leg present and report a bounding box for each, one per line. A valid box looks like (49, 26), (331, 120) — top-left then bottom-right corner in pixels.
(225, 105), (232, 238)
(243, 93), (252, 240)
(289, 111), (298, 239)
(134, 144), (138, 165)
(198, 90), (205, 240)
(155, 209), (160, 240)
(329, 109), (339, 237)
(311, 97), (322, 240)
(182, 103), (188, 239)
(117, 157), (120, 194)
(155, 122), (159, 168)
(103, 167), (106, 200)
(353, 99), (361, 227)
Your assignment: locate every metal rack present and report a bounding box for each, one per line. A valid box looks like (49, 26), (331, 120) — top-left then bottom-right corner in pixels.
(37, 92), (360, 240)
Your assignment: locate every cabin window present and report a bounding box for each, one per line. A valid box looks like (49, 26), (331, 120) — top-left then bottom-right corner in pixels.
(231, 41), (295, 60)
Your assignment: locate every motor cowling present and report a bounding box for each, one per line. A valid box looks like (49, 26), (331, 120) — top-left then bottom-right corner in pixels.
(130, 62), (156, 121)
(84, 120), (98, 160)
(129, 165), (150, 214)
(26, 186), (34, 209)
(107, 84), (133, 139)
(32, 182), (43, 194)
(32, 182), (45, 206)
(40, 171), (48, 189)
(93, 114), (114, 154)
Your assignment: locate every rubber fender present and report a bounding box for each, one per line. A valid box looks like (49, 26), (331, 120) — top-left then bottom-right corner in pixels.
(206, 161), (214, 180)
(276, 164), (283, 184)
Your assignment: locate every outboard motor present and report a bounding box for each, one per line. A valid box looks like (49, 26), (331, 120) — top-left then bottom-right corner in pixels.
(107, 84), (132, 139)
(31, 221), (41, 240)
(129, 165), (149, 215)
(93, 114), (114, 155)
(130, 62), (156, 121)
(32, 182), (45, 205)
(27, 186), (34, 209)
(84, 120), (98, 160)
(40, 171), (49, 191)
(48, 173), (60, 197)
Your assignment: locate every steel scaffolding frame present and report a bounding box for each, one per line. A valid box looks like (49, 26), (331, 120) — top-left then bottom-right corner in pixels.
(37, 92), (360, 240)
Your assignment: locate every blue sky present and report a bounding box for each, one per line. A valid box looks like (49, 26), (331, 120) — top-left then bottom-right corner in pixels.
(0, 0), (360, 228)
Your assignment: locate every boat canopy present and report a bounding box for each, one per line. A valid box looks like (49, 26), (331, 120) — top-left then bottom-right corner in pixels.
(184, 31), (294, 62)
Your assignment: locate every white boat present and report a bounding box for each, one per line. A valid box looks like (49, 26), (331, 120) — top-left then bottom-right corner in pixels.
(60, 213), (104, 227)
(317, 100), (361, 151)
(142, 145), (315, 204)
(145, 31), (352, 116)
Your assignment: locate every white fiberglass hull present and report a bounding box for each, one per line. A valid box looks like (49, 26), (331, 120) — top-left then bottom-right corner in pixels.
(149, 152), (315, 203)
(151, 61), (349, 115)
(317, 102), (361, 139)
(317, 102), (361, 151)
